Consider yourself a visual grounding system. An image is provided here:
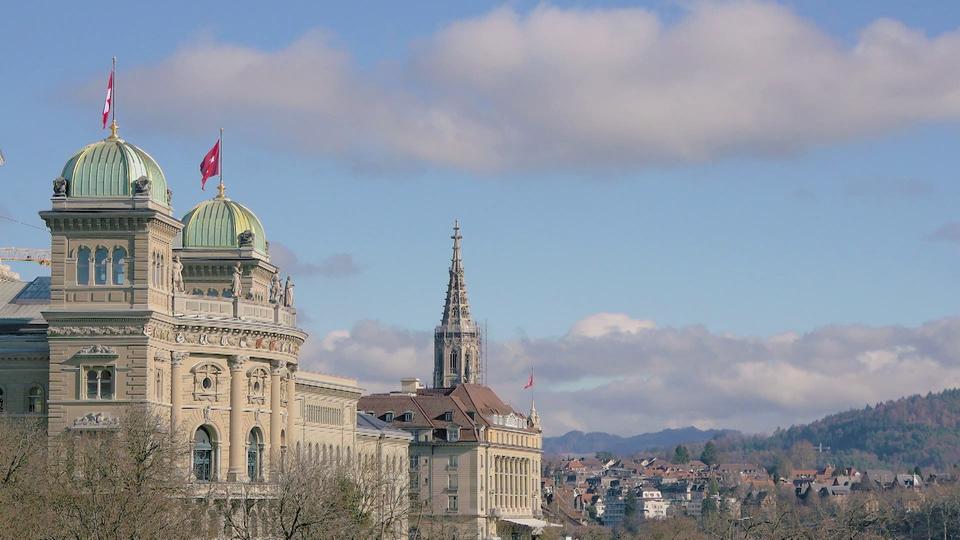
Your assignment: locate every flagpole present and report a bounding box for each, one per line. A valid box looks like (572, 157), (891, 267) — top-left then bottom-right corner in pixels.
(111, 56), (117, 129)
(218, 127), (224, 198)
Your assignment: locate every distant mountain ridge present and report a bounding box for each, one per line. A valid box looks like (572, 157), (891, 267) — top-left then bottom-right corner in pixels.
(544, 426), (735, 455)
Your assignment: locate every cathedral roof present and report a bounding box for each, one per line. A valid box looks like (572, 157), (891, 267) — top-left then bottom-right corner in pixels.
(180, 189), (268, 256)
(60, 125), (169, 207)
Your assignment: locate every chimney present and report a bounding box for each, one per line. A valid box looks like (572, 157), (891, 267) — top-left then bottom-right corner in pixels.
(400, 377), (422, 394)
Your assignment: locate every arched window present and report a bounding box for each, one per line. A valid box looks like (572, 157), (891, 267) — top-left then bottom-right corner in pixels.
(77, 247), (91, 285)
(194, 427), (214, 481)
(247, 428), (263, 481)
(27, 385), (44, 413)
(450, 350), (458, 371)
(94, 247), (108, 285)
(85, 368), (114, 399)
(112, 247), (127, 285)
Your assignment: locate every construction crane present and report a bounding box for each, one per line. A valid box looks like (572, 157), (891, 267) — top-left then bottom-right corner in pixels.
(0, 248), (51, 266)
(0, 248), (51, 282)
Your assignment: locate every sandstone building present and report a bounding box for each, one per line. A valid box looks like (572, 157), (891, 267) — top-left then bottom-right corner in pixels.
(0, 123), (409, 494)
(360, 222), (547, 540)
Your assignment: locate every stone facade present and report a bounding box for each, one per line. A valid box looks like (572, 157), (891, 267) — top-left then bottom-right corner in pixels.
(0, 129), (410, 532)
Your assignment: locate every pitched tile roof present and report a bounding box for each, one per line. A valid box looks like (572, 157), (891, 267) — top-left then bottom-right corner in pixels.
(358, 383), (537, 441)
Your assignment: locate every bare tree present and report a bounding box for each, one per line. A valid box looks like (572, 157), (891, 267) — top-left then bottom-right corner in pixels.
(0, 415), (49, 539)
(221, 454), (411, 540)
(26, 408), (197, 540)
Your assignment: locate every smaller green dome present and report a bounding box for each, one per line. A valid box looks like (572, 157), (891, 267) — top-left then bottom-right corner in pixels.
(60, 130), (169, 206)
(180, 194), (268, 255)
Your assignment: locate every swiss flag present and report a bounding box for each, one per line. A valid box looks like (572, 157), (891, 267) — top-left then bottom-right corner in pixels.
(523, 371), (534, 390)
(102, 71), (114, 129)
(200, 140), (220, 190)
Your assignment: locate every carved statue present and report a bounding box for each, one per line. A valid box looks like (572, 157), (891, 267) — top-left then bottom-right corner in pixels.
(269, 273), (282, 304)
(238, 229), (255, 248)
(133, 176), (151, 196)
(53, 176), (68, 197)
(172, 256), (185, 293)
(231, 262), (243, 298)
(166, 188), (173, 206)
(283, 276), (294, 308)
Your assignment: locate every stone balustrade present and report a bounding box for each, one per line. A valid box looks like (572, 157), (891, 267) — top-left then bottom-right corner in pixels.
(173, 294), (297, 327)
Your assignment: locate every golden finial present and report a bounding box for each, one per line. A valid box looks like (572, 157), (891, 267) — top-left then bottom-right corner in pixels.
(106, 120), (119, 140)
(217, 181), (225, 199)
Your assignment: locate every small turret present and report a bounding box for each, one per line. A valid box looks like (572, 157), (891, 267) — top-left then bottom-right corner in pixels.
(529, 399), (541, 432)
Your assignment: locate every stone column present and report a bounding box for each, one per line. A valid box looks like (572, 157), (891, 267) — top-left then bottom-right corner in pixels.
(286, 363), (297, 458)
(170, 352), (186, 438)
(269, 359), (283, 475)
(227, 355), (248, 481)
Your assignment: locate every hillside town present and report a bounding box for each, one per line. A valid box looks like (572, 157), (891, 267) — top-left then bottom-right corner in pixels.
(540, 451), (946, 530)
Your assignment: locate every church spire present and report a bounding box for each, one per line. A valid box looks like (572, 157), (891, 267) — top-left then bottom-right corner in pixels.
(442, 219), (472, 326)
(434, 220), (481, 388)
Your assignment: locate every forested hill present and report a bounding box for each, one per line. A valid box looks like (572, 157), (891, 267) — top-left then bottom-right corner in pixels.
(732, 388), (960, 470)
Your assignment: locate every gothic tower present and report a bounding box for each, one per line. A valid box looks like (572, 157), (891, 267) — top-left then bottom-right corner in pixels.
(433, 220), (481, 388)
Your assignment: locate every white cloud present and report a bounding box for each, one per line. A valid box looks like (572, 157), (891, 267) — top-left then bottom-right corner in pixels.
(306, 313), (960, 436)
(99, 2), (960, 173)
(568, 312), (656, 338)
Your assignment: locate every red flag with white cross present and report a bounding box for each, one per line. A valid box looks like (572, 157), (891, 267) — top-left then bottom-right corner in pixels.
(200, 140), (220, 190)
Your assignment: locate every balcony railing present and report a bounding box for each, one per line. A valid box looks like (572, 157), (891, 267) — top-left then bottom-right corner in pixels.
(173, 294), (297, 327)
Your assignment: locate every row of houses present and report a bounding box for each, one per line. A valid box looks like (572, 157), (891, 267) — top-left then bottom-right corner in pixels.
(545, 455), (944, 528)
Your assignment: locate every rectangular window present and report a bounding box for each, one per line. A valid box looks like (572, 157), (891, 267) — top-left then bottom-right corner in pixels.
(410, 455), (419, 470)
(448, 474), (458, 490)
(448, 455), (458, 468)
(447, 495), (458, 512)
(86, 367), (115, 399)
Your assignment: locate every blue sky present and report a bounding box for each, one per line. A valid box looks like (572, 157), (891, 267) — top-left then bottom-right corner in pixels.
(5, 1), (960, 434)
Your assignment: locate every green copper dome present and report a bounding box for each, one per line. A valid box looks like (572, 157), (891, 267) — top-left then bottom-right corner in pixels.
(180, 193), (268, 255)
(60, 129), (169, 206)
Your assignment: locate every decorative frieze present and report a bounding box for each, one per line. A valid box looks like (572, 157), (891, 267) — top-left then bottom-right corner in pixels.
(75, 344), (118, 357)
(70, 412), (121, 430)
(166, 327), (301, 355)
(50, 325), (144, 336)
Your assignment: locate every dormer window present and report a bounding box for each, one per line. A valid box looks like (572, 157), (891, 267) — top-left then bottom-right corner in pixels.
(402, 411), (414, 422)
(447, 426), (461, 443)
(384, 411), (395, 422)
(443, 411), (453, 422)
